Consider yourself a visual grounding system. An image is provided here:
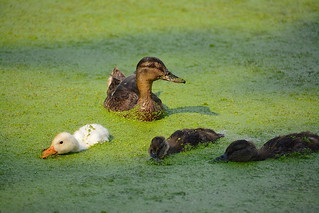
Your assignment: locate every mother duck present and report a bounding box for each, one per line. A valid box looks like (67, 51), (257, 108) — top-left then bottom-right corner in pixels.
(104, 57), (186, 121)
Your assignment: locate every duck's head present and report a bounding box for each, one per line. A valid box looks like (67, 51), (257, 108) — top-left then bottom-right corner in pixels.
(148, 136), (170, 160)
(41, 132), (79, 159)
(215, 140), (259, 162)
(136, 57), (186, 83)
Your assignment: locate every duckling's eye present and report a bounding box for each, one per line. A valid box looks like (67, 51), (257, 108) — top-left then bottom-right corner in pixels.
(59, 141), (64, 144)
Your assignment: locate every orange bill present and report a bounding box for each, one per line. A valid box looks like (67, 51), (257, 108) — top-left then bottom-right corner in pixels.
(41, 146), (58, 159)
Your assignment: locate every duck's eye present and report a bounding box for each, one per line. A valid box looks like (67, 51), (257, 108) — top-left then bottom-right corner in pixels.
(59, 141), (64, 144)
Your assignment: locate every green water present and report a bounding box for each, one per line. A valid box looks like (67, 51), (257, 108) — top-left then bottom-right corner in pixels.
(1, 0), (319, 212)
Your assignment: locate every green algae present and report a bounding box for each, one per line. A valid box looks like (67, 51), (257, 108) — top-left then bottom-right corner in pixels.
(1, 0), (319, 212)
(111, 104), (168, 122)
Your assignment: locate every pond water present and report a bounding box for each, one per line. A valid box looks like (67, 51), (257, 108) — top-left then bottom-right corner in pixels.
(1, 1), (319, 212)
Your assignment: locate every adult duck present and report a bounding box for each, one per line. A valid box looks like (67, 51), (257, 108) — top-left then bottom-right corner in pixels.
(215, 131), (319, 162)
(104, 57), (186, 121)
(149, 128), (224, 160)
(41, 124), (110, 159)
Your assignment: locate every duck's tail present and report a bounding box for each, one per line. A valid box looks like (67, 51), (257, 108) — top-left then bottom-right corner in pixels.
(107, 67), (126, 96)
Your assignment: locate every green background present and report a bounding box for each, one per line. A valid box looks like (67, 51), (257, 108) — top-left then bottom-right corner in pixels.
(1, 0), (319, 212)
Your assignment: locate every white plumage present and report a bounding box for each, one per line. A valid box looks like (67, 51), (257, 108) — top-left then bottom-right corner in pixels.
(73, 124), (110, 149)
(41, 124), (110, 158)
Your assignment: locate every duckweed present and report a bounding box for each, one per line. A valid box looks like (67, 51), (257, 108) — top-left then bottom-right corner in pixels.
(1, 0), (319, 212)
(112, 105), (167, 121)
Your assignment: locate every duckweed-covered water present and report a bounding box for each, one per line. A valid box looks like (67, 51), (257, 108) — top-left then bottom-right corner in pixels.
(1, 1), (319, 212)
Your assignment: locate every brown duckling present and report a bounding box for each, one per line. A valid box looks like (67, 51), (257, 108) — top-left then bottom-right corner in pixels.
(215, 132), (319, 162)
(104, 57), (186, 121)
(149, 128), (224, 160)
(215, 140), (259, 162)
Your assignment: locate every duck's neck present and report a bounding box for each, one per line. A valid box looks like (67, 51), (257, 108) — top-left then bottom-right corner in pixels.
(73, 135), (88, 152)
(137, 78), (153, 101)
(158, 140), (170, 158)
(256, 147), (271, 161)
(162, 140), (170, 156)
(135, 74), (164, 121)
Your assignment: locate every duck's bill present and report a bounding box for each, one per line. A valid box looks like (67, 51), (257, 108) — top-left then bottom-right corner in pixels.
(150, 153), (158, 160)
(149, 156), (161, 162)
(41, 146), (58, 159)
(162, 72), (186, 83)
(149, 153), (162, 162)
(214, 153), (228, 162)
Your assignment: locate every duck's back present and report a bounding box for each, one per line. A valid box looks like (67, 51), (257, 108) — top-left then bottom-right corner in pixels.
(104, 75), (139, 111)
(73, 124), (110, 149)
(260, 131), (319, 159)
(167, 128), (224, 153)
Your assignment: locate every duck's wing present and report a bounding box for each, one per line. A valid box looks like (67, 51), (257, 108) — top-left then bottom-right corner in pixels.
(261, 132), (319, 158)
(195, 128), (224, 142)
(74, 124), (110, 149)
(168, 128), (223, 150)
(166, 130), (186, 153)
(104, 74), (139, 111)
(107, 67), (126, 97)
(166, 129), (202, 153)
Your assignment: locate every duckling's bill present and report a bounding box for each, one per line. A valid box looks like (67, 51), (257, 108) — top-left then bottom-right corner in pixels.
(149, 153), (161, 162)
(215, 153), (228, 162)
(41, 146), (58, 159)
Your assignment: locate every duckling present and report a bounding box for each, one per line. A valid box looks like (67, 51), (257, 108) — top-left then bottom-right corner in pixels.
(215, 132), (319, 162)
(41, 124), (110, 159)
(104, 57), (186, 121)
(149, 128), (224, 160)
(215, 140), (259, 162)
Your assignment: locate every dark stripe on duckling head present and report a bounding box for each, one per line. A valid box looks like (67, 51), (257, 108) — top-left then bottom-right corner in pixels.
(149, 136), (166, 149)
(225, 140), (253, 155)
